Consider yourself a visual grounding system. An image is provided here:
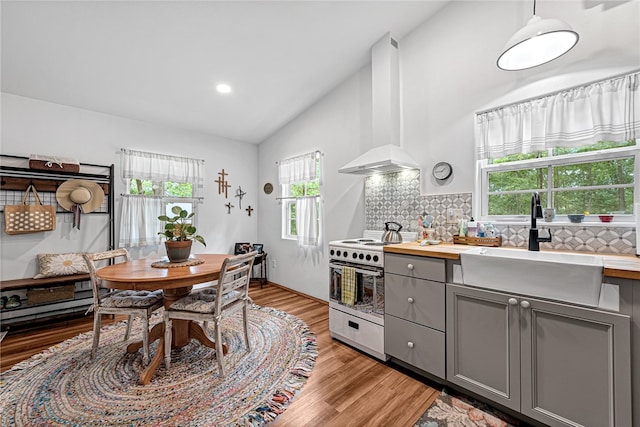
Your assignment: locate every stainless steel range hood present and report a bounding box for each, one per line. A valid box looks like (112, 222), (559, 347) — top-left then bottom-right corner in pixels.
(339, 33), (418, 175)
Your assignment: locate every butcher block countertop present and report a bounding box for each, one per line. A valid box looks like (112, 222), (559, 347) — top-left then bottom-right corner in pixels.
(384, 241), (640, 280)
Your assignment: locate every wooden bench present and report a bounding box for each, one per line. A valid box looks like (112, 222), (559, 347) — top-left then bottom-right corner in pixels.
(1, 274), (93, 329)
(0, 274), (91, 292)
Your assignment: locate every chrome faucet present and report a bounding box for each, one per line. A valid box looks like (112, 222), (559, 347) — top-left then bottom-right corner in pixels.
(529, 192), (552, 251)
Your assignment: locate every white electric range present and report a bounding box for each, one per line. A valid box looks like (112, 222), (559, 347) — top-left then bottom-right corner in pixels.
(328, 230), (416, 360)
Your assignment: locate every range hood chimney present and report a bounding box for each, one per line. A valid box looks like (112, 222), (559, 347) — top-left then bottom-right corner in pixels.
(339, 33), (419, 175)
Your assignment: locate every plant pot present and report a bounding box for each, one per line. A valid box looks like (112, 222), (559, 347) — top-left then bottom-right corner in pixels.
(165, 240), (193, 263)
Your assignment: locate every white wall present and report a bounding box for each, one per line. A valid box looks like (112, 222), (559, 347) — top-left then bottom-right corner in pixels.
(257, 0), (639, 299)
(257, 68), (371, 300)
(1, 93), (258, 280)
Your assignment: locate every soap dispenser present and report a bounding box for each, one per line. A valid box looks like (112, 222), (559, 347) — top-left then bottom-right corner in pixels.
(468, 217), (477, 237)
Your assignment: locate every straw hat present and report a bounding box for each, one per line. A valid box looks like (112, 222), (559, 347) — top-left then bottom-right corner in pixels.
(56, 179), (105, 213)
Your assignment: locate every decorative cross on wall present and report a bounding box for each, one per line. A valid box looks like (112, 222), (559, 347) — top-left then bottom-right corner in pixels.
(225, 202), (234, 214)
(223, 181), (231, 198)
(235, 186), (247, 209)
(246, 206), (254, 216)
(215, 169), (231, 198)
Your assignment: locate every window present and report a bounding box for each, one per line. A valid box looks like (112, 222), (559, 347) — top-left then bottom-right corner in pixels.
(128, 179), (196, 217)
(480, 141), (638, 220)
(282, 173), (320, 238)
(475, 72), (639, 223)
(119, 149), (204, 247)
(278, 151), (322, 246)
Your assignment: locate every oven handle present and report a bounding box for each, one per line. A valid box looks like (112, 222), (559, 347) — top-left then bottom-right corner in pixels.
(329, 263), (382, 277)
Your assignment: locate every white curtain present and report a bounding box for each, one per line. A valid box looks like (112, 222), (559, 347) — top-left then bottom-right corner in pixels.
(296, 196), (319, 247)
(475, 72), (640, 160)
(121, 148), (205, 197)
(119, 148), (204, 248)
(118, 195), (163, 247)
(278, 152), (317, 185)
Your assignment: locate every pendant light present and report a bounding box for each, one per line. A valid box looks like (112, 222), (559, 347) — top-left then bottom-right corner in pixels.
(497, 0), (579, 71)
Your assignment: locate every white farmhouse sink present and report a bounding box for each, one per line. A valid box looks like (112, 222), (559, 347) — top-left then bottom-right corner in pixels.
(460, 247), (604, 307)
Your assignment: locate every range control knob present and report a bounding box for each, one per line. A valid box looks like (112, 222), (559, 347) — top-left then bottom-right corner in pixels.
(336, 251), (341, 257)
(372, 255), (379, 262)
(330, 249), (335, 256)
(352, 253), (358, 259)
(343, 252), (348, 258)
(365, 254), (371, 261)
(359, 253), (364, 260)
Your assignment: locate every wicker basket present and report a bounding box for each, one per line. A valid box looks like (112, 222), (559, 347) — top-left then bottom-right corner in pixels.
(453, 235), (502, 247)
(27, 285), (75, 305)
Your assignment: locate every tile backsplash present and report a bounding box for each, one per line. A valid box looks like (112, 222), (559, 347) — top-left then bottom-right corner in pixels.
(364, 170), (636, 255)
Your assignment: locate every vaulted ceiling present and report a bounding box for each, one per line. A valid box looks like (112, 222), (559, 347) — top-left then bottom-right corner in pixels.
(1, 1), (449, 144)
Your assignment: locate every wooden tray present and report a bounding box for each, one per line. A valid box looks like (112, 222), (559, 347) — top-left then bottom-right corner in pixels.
(29, 159), (80, 173)
(453, 235), (502, 247)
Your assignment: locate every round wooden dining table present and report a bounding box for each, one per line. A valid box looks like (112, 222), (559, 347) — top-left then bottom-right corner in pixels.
(96, 253), (231, 385)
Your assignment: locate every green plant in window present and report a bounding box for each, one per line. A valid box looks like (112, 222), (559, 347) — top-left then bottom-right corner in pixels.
(158, 206), (206, 246)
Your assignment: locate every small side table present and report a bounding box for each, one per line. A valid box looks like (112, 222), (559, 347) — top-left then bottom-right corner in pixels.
(251, 252), (268, 288)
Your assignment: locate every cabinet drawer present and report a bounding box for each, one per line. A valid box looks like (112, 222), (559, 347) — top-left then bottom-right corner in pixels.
(385, 274), (445, 331)
(385, 315), (445, 378)
(385, 253), (445, 281)
(329, 308), (384, 357)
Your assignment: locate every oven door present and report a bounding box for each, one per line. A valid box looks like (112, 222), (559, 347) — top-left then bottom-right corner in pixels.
(329, 261), (384, 316)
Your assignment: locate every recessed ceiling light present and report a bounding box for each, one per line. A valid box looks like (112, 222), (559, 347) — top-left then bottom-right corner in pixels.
(216, 83), (232, 94)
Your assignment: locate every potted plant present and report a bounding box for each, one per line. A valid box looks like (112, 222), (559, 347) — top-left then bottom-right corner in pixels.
(158, 206), (206, 262)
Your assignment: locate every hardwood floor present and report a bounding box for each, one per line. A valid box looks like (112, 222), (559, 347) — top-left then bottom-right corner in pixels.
(0, 283), (441, 426)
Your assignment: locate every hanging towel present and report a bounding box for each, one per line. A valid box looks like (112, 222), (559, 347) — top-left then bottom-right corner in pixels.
(341, 266), (357, 306)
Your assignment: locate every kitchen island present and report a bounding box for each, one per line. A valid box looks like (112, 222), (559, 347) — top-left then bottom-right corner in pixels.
(384, 241), (640, 427)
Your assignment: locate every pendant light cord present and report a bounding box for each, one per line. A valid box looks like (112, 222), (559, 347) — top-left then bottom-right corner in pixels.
(533, 0), (536, 16)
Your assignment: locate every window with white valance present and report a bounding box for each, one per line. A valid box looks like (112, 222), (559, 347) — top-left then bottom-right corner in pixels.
(475, 72), (640, 220)
(278, 151), (322, 247)
(121, 148), (205, 197)
(119, 149), (204, 248)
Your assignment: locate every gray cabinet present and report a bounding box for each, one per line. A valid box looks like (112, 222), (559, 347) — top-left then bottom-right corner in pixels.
(446, 284), (520, 411)
(447, 283), (632, 427)
(385, 253), (446, 378)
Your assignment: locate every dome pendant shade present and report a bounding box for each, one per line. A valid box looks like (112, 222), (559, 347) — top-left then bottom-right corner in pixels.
(497, 15), (579, 71)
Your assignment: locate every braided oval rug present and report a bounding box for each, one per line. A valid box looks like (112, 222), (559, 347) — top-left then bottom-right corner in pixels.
(0, 305), (317, 426)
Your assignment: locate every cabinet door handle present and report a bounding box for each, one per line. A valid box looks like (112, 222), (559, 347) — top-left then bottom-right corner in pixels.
(520, 300), (530, 309)
(407, 264), (414, 270)
(407, 297), (414, 304)
(407, 341), (414, 348)
(508, 298), (518, 305)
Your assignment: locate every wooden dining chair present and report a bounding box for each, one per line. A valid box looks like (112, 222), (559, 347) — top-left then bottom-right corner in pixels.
(163, 251), (256, 376)
(83, 249), (164, 364)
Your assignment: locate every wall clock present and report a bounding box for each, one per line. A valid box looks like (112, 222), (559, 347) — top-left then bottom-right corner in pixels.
(432, 162), (453, 181)
(263, 183), (273, 194)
